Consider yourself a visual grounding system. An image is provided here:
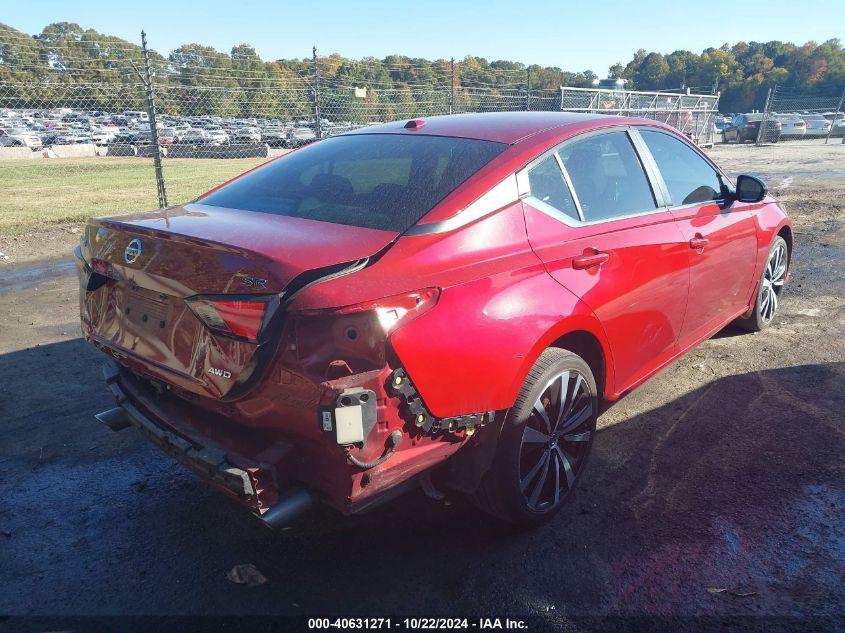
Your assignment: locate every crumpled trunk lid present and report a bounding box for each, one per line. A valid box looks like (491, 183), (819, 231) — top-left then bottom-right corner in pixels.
(79, 202), (397, 399)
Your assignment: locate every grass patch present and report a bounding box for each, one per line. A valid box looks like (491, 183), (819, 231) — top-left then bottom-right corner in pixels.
(0, 156), (268, 234)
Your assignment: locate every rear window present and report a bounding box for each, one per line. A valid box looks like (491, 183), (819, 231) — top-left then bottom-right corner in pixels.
(199, 134), (507, 232)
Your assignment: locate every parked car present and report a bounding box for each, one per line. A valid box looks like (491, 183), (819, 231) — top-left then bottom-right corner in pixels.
(823, 112), (845, 137)
(0, 127), (43, 149)
(156, 128), (177, 146)
(722, 113), (781, 143)
(802, 113), (832, 136)
(288, 126), (316, 147)
(774, 114), (806, 138)
(178, 129), (210, 145)
(122, 110), (149, 123)
(261, 127), (290, 147)
(171, 125), (192, 142)
(77, 113), (792, 528)
(204, 126), (230, 144)
(114, 131), (145, 144)
(90, 124), (120, 145)
(232, 127), (262, 143)
(52, 132), (92, 145)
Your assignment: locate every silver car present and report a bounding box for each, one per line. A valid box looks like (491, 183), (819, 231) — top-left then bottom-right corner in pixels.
(802, 114), (832, 137)
(774, 114), (806, 138)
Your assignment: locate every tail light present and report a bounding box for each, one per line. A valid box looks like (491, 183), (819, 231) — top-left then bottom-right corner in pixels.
(186, 295), (278, 343)
(291, 288), (440, 380)
(334, 288), (440, 333)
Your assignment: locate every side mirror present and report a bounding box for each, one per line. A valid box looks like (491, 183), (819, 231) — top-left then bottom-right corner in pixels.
(735, 174), (767, 203)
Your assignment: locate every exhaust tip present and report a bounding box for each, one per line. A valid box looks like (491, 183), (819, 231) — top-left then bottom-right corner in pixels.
(258, 489), (313, 529)
(94, 407), (131, 431)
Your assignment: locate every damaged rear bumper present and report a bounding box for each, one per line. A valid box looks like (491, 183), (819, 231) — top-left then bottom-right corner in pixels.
(98, 361), (310, 526)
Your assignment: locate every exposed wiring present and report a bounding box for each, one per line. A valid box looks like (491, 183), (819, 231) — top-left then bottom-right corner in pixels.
(345, 430), (402, 469)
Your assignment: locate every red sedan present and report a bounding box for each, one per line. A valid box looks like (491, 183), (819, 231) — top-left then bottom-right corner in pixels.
(76, 112), (792, 527)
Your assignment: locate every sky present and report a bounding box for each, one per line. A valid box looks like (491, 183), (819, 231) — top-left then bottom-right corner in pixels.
(4, 0), (843, 74)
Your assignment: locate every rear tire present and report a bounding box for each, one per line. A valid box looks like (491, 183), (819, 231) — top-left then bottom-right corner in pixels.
(735, 236), (789, 332)
(471, 348), (598, 527)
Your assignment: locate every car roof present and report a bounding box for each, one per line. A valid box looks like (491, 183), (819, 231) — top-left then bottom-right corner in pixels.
(347, 111), (632, 144)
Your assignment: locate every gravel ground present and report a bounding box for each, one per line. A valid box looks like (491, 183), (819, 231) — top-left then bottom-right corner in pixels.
(0, 143), (843, 627)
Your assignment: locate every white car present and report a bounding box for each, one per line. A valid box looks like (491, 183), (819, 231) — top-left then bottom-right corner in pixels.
(774, 114), (806, 138)
(232, 127), (262, 142)
(122, 110), (149, 123)
(90, 124), (120, 145)
(802, 114), (832, 137)
(204, 126), (230, 144)
(0, 127), (43, 149)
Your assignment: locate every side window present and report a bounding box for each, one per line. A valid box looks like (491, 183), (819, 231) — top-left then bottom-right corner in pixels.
(639, 130), (723, 206)
(526, 155), (579, 220)
(559, 131), (656, 222)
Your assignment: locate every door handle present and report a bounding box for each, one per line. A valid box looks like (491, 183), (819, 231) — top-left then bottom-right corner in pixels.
(689, 234), (709, 250)
(572, 249), (610, 270)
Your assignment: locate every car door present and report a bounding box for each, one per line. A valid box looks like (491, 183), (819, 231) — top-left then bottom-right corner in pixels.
(634, 127), (758, 345)
(520, 128), (691, 392)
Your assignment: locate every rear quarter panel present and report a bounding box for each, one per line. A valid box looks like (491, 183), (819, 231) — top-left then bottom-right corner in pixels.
(390, 270), (612, 418)
(293, 202), (614, 419)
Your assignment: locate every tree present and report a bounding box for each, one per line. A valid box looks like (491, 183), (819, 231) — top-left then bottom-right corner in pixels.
(1, 22), (844, 117)
(607, 63), (625, 79)
(634, 52), (670, 89)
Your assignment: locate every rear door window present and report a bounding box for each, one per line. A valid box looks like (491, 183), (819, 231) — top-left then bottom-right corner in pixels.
(559, 131), (657, 222)
(526, 155), (579, 220)
(639, 129), (724, 206)
(199, 134), (507, 232)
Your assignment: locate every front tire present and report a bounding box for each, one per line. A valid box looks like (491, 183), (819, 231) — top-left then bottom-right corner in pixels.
(735, 236), (789, 332)
(471, 348), (598, 527)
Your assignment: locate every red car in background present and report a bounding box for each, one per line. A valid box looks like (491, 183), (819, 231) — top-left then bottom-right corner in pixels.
(76, 112), (792, 527)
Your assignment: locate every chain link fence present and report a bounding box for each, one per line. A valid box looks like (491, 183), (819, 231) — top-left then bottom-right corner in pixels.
(559, 87), (721, 146)
(4, 29), (839, 230)
(756, 84), (845, 146)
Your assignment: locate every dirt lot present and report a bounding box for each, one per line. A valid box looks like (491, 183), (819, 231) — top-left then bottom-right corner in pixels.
(0, 143), (843, 625)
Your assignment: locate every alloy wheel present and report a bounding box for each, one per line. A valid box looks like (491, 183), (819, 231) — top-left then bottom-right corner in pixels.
(518, 370), (594, 512)
(760, 243), (787, 322)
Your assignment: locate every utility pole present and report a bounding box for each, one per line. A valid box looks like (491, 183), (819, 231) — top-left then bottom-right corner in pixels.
(140, 30), (167, 208)
(825, 86), (845, 145)
(756, 87), (773, 146)
(449, 58), (455, 115)
(525, 68), (531, 111)
(312, 46), (321, 140)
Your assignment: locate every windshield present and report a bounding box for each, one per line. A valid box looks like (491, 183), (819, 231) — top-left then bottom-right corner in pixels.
(199, 133), (507, 232)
